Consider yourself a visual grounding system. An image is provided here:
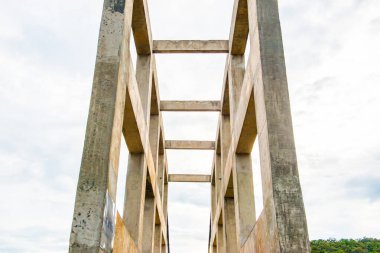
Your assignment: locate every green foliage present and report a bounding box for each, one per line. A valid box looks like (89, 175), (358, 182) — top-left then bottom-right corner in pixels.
(311, 238), (380, 253)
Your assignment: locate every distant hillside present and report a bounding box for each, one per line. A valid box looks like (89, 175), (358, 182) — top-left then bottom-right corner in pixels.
(311, 238), (380, 253)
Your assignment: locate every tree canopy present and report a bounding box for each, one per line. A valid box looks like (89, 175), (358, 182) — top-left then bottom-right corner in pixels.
(311, 238), (380, 253)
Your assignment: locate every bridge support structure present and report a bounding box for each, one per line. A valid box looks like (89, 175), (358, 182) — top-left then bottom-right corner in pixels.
(69, 0), (310, 252)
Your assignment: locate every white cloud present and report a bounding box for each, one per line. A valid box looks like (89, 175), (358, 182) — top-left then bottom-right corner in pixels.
(280, 0), (380, 239)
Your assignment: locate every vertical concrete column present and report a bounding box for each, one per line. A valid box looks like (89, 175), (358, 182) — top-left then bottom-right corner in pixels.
(221, 78), (239, 253)
(149, 116), (160, 169)
(123, 54), (152, 251)
(221, 116), (231, 172)
(136, 55), (153, 123)
(69, 0), (134, 252)
(153, 223), (162, 253)
(211, 173), (217, 220)
(215, 153), (222, 207)
(229, 55), (245, 120)
(162, 179), (168, 253)
(248, 0), (310, 251)
(223, 198), (238, 253)
(163, 177), (168, 218)
(220, 115), (231, 228)
(229, 55), (256, 246)
(123, 154), (147, 249)
(157, 154), (165, 205)
(142, 192), (156, 253)
(217, 222), (226, 253)
(233, 154), (255, 245)
(161, 242), (166, 253)
(142, 103), (160, 253)
(162, 160), (168, 252)
(154, 152), (165, 252)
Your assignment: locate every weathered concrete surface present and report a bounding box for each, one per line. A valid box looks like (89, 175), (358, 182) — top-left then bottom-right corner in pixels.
(114, 212), (139, 253)
(123, 154), (147, 250)
(224, 197), (238, 253)
(160, 100), (221, 112)
(229, 0), (249, 55)
(153, 40), (229, 53)
(132, 0), (152, 54)
(165, 140), (215, 150)
(70, 0), (170, 252)
(217, 223), (226, 253)
(239, 209), (280, 253)
(234, 154), (256, 246)
(168, 174), (211, 183)
(249, 0), (310, 251)
(70, 0), (309, 251)
(69, 0), (133, 252)
(229, 54), (256, 247)
(153, 224), (162, 253)
(121, 56), (169, 249)
(209, 0), (310, 251)
(142, 196), (156, 253)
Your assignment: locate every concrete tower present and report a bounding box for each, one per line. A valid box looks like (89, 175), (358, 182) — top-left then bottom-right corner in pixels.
(69, 0), (310, 252)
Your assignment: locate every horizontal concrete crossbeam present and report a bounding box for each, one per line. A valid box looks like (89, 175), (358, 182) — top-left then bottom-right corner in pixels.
(165, 140), (215, 150)
(160, 100), (220, 112)
(153, 40), (229, 53)
(168, 174), (211, 183)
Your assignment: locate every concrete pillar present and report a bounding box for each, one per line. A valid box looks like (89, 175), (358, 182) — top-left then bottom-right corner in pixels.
(154, 145), (165, 253)
(215, 154), (222, 207)
(217, 223), (226, 253)
(211, 176), (217, 220)
(142, 193), (156, 253)
(161, 244), (166, 253)
(153, 224), (162, 253)
(221, 116), (231, 172)
(69, 0), (134, 252)
(223, 198), (238, 253)
(228, 53), (257, 247)
(123, 154), (147, 249)
(136, 55), (153, 122)
(123, 52), (152, 250)
(229, 55), (245, 121)
(233, 154), (256, 246)
(248, 0), (310, 251)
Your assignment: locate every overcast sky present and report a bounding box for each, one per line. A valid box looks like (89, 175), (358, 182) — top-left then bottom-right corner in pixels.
(1, 0), (380, 252)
